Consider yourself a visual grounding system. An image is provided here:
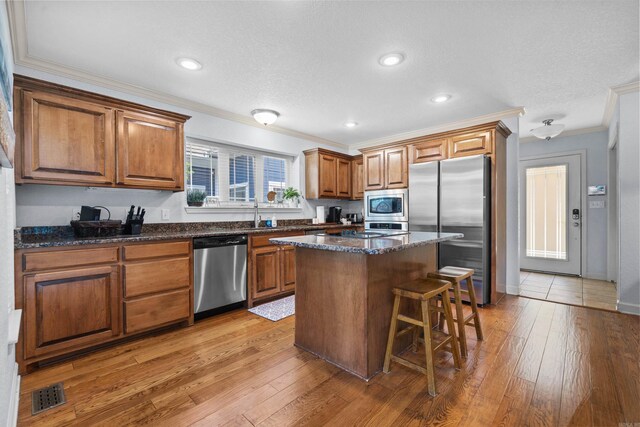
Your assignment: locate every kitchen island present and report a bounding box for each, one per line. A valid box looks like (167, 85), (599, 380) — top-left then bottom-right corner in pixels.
(270, 231), (462, 380)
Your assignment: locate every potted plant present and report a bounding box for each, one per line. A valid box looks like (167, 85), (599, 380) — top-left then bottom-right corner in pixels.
(187, 189), (207, 207)
(283, 187), (302, 207)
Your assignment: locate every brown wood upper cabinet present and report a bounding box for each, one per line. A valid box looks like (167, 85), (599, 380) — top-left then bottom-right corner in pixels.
(304, 148), (356, 200)
(116, 111), (184, 189)
(409, 138), (448, 164)
(13, 75), (189, 191)
(449, 130), (493, 158)
(363, 147), (408, 190)
(351, 155), (364, 200)
(18, 90), (115, 185)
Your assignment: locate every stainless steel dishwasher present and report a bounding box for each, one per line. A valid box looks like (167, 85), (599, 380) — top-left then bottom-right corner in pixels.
(193, 235), (248, 315)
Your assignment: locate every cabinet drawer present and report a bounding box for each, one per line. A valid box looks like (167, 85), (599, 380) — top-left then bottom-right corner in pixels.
(124, 288), (190, 334)
(124, 257), (190, 297)
(23, 247), (119, 272)
(123, 241), (190, 261)
(250, 231), (303, 248)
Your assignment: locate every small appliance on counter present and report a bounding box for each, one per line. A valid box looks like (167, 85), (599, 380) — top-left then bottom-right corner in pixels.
(345, 213), (363, 224)
(124, 205), (145, 235)
(70, 205), (122, 238)
(326, 206), (342, 223)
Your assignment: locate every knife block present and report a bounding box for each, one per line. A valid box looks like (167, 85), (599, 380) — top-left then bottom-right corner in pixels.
(123, 219), (143, 235)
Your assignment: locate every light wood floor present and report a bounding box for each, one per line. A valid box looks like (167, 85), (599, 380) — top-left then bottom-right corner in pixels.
(18, 296), (639, 426)
(520, 271), (617, 311)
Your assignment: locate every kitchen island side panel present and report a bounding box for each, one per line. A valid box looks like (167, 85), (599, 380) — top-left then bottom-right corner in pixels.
(294, 244), (437, 379)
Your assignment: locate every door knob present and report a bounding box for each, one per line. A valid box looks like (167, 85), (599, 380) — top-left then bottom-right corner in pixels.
(572, 221), (580, 227)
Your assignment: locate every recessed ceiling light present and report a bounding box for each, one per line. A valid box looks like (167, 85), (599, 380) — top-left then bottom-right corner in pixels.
(176, 57), (202, 71)
(251, 109), (280, 126)
(378, 52), (405, 67)
(344, 121), (358, 128)
(431, 94), (452, 103)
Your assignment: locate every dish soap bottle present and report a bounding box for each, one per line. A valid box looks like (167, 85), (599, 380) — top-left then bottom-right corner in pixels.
(271, 215), (277, 227)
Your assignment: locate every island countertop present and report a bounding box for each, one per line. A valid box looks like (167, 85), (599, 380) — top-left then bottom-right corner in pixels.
(270, 231), (463, 255)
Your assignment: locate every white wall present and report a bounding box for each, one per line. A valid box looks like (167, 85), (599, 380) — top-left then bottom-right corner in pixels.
(0, 2), (19, 425)
(519, 130), (609, 280)
(615, 91), (640, 315)
(12, 67), (364, 226)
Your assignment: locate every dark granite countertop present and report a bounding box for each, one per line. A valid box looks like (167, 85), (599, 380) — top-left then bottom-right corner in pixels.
(269, 231), (463, 255)
(14, 220), (364, 249)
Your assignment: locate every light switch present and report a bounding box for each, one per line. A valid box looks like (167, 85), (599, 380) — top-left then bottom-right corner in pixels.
(589, 200), (605, 209)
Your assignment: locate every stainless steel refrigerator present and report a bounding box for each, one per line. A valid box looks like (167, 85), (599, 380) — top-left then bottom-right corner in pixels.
(409, 155), (491, 304)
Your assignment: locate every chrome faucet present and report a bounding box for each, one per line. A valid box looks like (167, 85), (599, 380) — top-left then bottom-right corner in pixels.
(254, 200), (260, 228)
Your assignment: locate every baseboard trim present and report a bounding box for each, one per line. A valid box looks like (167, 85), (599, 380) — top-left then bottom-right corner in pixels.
(617, 301), (640, 316)
(506, 285), (520, 296)
(6, 362), (20, 427)
(583, 272), (608, 281)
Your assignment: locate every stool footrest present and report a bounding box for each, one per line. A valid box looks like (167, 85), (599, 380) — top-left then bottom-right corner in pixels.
(396, 325), (416, 338)
(397, 314), (424, 327)
(390, 355), (428, 375)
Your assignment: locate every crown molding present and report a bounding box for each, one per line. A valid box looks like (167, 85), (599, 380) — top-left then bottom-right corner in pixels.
(6, 0), (347, 150)
(519, 125), (607, 144)
(602, 81), (640, 128)
(350, 107), (525, 150)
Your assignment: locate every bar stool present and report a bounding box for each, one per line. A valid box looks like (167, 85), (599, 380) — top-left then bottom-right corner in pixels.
(427, 267), (484, 358)
(383, 278), (462, 396)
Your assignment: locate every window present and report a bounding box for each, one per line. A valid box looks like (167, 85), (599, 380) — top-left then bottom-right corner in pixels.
(525, 165), (567, 260)
(263, 156), (286, 202)
(185, 138), (291, 206)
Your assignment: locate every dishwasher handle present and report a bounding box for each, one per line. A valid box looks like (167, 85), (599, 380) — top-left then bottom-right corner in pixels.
(194, 235), (248, 249)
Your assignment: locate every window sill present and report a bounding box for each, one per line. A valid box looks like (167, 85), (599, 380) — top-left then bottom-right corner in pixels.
(185, 206), (304, 214)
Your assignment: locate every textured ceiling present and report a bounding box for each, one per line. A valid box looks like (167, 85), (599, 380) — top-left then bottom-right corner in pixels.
(17, 1), (640, 144)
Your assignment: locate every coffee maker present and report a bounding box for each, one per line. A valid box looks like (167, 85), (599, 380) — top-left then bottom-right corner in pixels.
(327, 206), (342, 224)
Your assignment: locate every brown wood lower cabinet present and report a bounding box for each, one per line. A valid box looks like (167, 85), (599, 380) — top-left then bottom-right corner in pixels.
(23, 265), (120, 359)
(248, 232), (301, 307)
(15, 239), (193, 373)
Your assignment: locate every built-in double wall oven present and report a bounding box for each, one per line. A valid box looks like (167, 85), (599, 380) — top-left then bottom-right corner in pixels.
(364, 189), (409, 230)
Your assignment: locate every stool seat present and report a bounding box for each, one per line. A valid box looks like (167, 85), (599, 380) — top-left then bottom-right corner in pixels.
(427, 266), (484, 358)
(429, 266), (474, 281)
(392, 278), (452, 300)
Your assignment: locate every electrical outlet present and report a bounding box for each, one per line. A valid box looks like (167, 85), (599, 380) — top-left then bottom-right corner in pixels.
(161, 209), (170, 221)
(72, 208), (81, 220)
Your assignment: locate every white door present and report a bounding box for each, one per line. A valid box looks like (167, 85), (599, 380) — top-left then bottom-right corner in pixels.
(520, 154), (582, 275)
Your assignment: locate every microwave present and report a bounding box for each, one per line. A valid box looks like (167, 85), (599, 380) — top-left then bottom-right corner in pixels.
(364, 189), (409, 222)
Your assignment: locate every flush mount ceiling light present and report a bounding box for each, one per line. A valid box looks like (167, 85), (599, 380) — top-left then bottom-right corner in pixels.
(531, 119), (565, 141)
(344, 121), (358, 128)
(176, 57), (202, 71)
(251, 109), (280, 126)
(431, 94), (452, 103)
(378, 52), (405, 67)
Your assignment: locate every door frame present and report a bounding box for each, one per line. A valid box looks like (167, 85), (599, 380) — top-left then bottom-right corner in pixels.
(519, 149), (587, 277)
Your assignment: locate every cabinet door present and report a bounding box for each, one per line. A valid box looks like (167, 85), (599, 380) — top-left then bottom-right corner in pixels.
(410, 138), (448, 164)
(384, 146), (408, 188)
(363, 150), (385, 190)
(23, 266), (119, 359)
(280, 246), (296, 292)
(319, 154), (337, 197)
(449, 130), (493, 158)
(116, 110), (184, 190)
(336, 157), (352, 198)
(251, 246), (281, 300)
(20, 90), (115, 184)
(351, 157), (364, 200)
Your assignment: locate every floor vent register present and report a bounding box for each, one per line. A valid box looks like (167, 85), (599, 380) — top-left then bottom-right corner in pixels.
(31, 382), (66, 415)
